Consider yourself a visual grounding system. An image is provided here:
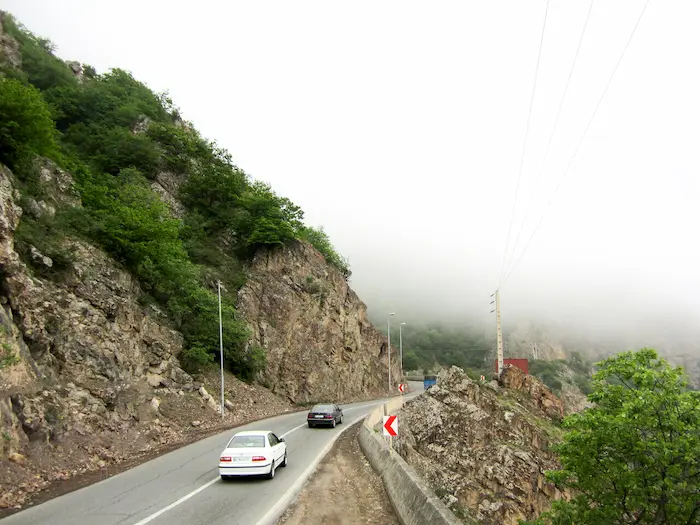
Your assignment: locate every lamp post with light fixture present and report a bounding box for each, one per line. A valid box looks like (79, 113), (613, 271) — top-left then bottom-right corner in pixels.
(388, 312), (395, 391)
(399, 322), (406, 380)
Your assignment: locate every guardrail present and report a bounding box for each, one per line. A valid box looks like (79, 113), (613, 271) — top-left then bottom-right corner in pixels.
(358, 397), (464, 525)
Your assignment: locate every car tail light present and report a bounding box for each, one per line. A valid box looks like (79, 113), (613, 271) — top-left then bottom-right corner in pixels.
(220, 456), (231, 462)
(308, 413), (312, 418)
(325, 414), (333, 418)
(252, 456), (266, 462)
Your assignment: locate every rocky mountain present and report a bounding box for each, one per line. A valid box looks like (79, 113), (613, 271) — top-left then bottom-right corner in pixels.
(239, 241), (399, 404)
(0, 11), (398, 511)
(394, 366), (570, 525)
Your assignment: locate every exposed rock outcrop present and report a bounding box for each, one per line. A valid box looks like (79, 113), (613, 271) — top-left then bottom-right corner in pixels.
(498, 364), (564, 419)
(238, 242), (401, 404)
(394, 366), (569, 525)
(0, 15), (21, 69)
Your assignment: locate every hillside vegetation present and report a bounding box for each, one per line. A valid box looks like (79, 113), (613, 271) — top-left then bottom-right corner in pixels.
(383, 321), (593, 395)
(377, 321), (493, 378)
(0, 12), (349, 379)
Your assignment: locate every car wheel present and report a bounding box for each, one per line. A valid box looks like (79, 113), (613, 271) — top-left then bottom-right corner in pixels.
(281, 451), (288, 467)
(339, 414), (343, 424)
(220, 475), (229, 481)
(308, 422), (314, 428)
(331, 418), (336, 428)
(267, 460), (275, 479)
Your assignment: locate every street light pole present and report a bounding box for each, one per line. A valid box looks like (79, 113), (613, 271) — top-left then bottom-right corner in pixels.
(218, 280), (225, 419)
(399, 322), (406, 380)
(388, 312), (395, 391)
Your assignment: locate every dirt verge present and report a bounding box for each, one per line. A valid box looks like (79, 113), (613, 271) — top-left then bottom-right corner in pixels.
(276, 421), (399, 525)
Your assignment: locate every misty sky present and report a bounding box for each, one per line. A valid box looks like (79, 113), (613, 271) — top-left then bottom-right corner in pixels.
(4, 0), (699, 343)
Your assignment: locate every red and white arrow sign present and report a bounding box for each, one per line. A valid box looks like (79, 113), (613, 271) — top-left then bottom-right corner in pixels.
(398, 384), (406, 393)
(383, 415), (398, 437)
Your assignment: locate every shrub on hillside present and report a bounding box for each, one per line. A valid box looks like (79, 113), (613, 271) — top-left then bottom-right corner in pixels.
(0, 76), (57, 169)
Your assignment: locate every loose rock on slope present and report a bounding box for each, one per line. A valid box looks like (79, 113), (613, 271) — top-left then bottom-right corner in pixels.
(394, 366), (569, 525)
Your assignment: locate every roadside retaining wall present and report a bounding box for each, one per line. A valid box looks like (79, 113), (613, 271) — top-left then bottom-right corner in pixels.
(358, 399), (464, 525)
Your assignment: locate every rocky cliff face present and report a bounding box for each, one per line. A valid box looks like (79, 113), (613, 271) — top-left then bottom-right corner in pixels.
(238, 241), (400, 404)
(394, 366), (569, 525)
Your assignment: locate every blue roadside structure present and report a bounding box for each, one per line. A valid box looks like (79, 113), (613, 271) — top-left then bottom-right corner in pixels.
(423, 375), (437, 390)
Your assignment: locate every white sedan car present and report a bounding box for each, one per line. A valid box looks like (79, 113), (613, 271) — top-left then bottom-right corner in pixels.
(218, 430), (287, 480)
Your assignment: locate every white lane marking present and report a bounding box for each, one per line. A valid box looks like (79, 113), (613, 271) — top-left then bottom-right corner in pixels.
(253, 413), (368, 525)
(130, 421), (310, 524)
(132, 478), (219, 525)
(280, 423), (307, 438)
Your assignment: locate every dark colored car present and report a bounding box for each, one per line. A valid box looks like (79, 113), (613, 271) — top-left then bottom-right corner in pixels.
(307, 403), (343, 428)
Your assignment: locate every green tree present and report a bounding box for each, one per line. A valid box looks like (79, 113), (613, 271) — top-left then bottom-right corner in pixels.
(178, 163), (248, 232)
(233, 181), (303, 251)
(523, 348), (700, 525)
(0, 76), (57, 168)
(62, 123), (160, 177)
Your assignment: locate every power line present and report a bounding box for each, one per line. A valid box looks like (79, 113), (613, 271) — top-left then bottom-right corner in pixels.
(503, 0), (595, 276)
(498, 0), (551, 287)
(501, 0), (651, 287)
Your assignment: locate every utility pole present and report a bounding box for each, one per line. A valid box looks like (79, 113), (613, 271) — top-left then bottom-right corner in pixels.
(399, 322), (406, 380)
(495, 290), (504, 376)
(217, 280), (225, 419)
(388, 312), (395, 391)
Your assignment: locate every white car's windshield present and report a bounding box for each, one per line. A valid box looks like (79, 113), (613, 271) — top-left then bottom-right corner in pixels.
(228, 435), (266, 448)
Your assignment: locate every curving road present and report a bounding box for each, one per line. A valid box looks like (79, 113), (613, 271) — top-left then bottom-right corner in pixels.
(1, 382), (423, 525)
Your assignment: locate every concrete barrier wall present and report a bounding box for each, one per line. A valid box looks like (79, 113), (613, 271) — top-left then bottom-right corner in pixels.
(359, 401), (466, 525)
(365, 396), (406, 428)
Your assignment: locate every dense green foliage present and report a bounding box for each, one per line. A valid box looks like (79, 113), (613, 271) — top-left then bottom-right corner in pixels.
(0, 76), (57, 167)
(0, 12), (349, 379)
(379, 321), (493, 378)
(523, 349), (700, 525)
(529, 352), (592, 394)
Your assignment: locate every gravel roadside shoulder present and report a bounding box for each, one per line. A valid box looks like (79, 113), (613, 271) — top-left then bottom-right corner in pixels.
(277, 420), (399, 525)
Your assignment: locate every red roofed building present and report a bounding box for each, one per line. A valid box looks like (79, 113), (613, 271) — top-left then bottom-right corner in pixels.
(494, 358), (529, 375)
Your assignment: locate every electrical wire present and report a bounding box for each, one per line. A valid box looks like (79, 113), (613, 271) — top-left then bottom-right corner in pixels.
(502, 0), (595, 277)
(500, 0), (651, 287)
(498, 0), (551, 288)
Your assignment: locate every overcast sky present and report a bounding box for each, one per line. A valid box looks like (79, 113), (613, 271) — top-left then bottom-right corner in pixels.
(3, 0), (699, 344)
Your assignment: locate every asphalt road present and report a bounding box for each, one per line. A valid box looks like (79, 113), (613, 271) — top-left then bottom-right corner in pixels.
(1, 382), (423, 525)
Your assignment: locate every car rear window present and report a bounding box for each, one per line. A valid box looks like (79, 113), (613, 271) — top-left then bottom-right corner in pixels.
(311, 405), (334, 412)
(228, 435), (265, 448)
